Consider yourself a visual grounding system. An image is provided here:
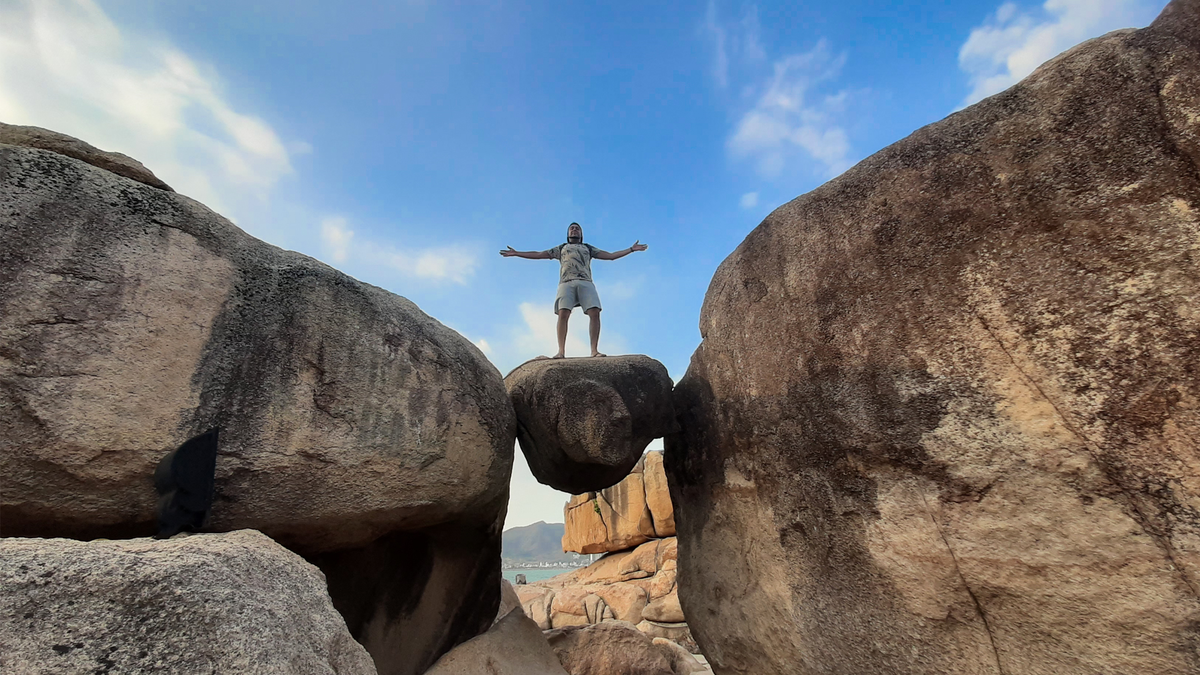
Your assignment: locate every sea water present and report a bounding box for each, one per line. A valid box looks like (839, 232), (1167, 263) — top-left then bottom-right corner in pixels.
(502, 567), (581, 584)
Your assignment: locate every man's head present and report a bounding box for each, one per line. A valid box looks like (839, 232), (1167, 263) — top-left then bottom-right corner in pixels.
(567, 222), (583, 244)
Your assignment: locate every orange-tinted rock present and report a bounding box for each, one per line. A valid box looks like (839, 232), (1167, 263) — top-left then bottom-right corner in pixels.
(643, 451), (675, 537)
(562, 455), (660, 554)
(591, 582), (649, 624)
(516, 585), (555, 631)
(643, 590), (685, 624)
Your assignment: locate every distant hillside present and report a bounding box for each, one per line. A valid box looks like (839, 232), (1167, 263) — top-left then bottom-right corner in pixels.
(502, 521), (588, 565)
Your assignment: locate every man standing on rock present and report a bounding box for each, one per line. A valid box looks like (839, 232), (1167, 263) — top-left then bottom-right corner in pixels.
(500, 222), (647, 358)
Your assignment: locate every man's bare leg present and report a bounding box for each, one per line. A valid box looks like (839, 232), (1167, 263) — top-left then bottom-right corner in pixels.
(554, 309), (571, 358)
(586, 308), (605, 357)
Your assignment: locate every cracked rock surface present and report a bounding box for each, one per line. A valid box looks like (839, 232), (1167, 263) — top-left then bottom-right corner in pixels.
(667, 2), (1200, 673)
(0, 531), (377, 675)
(506, 355), (675, 494)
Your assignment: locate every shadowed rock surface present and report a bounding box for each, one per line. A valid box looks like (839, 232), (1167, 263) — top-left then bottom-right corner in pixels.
(424, 610), (569, 675)
(667, 2), (1200, 674)
(0, 531), (377, 675)
(0, 122), (173, 191)
(506, 356), (675, 494)
(0, 133), (515, 675)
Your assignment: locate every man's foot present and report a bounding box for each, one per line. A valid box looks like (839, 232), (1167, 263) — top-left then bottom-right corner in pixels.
(591, 352), (607, 357)
(551, 353), (566, 359)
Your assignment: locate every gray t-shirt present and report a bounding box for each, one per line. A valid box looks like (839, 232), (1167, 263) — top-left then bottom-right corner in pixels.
(546, 243), (599, 283)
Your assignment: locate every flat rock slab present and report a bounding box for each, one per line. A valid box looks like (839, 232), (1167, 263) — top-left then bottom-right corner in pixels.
(506, 356), (674, 494)
(0, 530), (376, 675)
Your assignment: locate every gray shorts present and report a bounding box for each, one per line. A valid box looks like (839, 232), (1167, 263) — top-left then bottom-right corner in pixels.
(554, 280), (602, 313)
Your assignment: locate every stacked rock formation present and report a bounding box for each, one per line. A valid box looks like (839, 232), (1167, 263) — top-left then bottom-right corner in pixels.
(517, 451), (696, 658)
(0, 129), (515, 675)
(563, 451), (675, 554)
(668, 2), (1200, 674)
(506, 356), (675, 494)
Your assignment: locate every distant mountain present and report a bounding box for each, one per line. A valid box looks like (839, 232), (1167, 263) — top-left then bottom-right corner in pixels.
(502, 521), (588, 565)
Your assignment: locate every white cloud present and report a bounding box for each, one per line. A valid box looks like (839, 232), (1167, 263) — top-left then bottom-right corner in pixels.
(728, 41), (854, 179)
(0, 0), (299, 223)
(702, 0), (768, 89)
(379, 245), (477, 285)
(319, 214), (479, 285)
(515, 301), (594, 358)
(474, 338), (494, 356)
(959, 0), (1163, 106)
(702, 1), (730, 88)
(740, 191), (759, 208)
(320, 216), (354, 264)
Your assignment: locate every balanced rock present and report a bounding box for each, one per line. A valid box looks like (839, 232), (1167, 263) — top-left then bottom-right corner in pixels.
(506, 356), (674, 494)
(563, 451), (676, 554)
(668, 3), (1200, 674)
(0, 130), (515, 675)
(0, 530), (376, 674)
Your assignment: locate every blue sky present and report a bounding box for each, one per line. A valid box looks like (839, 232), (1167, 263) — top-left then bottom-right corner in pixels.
(0, 0), (1168, 528)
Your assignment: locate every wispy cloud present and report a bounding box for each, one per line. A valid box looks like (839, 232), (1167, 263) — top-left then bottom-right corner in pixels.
(739, 191), (759, 209)
(702, 0), (767, 89)
(959, 0), (1163, 106)
(727, 40), (855, 179)
(318, 214), (479, 285)
(320, 217), (354, 264)
(0, 0), (299, 222)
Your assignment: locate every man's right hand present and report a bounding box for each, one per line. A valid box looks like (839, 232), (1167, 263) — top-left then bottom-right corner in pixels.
(500, 246), (518, 257)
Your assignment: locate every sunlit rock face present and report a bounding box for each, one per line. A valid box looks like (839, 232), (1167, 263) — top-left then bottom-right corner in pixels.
(506, 355), (675, 494)
(667, 2), (1200, 673)
(0, 129), (516, 675)
(563, 451), (676, 555)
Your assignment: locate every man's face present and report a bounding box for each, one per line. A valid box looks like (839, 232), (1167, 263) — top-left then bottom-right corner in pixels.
(568, 224), (583, 243)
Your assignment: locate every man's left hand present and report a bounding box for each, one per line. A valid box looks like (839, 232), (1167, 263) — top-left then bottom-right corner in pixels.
(630, 240), (648, 252)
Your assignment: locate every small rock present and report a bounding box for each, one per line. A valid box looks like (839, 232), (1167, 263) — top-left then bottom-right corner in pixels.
(545, 621), (675, 675)
(425, 611), (568, 675)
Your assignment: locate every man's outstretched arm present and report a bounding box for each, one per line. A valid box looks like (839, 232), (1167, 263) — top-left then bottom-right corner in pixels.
(499, 246), (552, 259)
(592, 240), (648, 260)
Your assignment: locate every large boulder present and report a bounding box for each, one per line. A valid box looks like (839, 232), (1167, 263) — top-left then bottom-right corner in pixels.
(0, 530), (376, 674)
(0, 130), (515, 675)
(423, 610), (569, 675)
(668, 3), (1200, 674)
(506, 356), (675, 493)
(563, 451), (676, 554)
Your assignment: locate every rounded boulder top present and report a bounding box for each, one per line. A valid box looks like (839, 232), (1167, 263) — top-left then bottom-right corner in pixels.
(505, 355), (675, 494)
